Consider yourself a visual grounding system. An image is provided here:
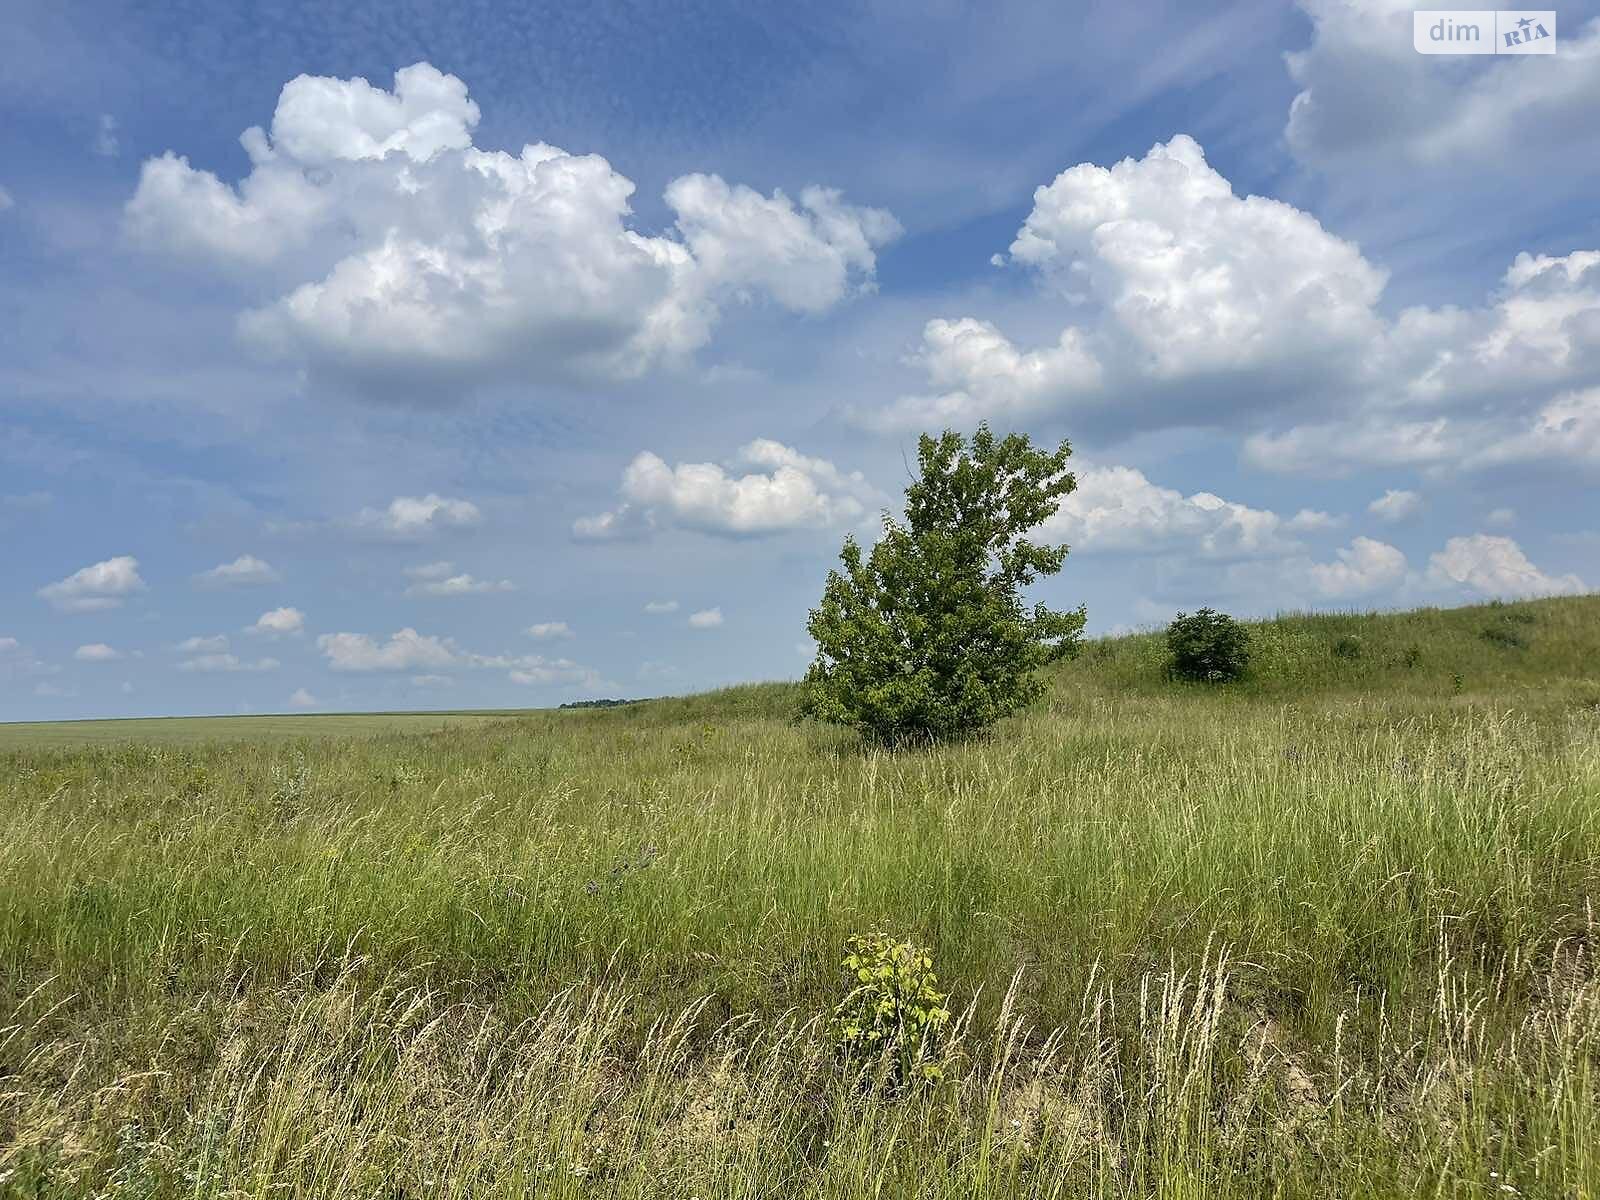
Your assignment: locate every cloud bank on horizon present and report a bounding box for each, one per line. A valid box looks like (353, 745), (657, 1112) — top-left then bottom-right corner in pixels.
(1, 0), (1596, 720)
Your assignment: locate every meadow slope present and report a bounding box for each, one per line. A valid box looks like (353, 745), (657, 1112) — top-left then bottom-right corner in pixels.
(2, 596), (1598, 1198)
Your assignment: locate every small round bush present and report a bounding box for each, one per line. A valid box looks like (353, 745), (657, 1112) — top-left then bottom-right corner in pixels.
(1166, 608), (1250, 683)
(1332, 635), (1363, 660)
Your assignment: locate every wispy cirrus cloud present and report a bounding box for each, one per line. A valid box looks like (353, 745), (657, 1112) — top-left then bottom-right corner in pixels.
(179, 653), (280, 673)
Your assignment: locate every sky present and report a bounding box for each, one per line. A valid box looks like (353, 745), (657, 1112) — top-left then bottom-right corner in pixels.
(2, 0), (1598, 721)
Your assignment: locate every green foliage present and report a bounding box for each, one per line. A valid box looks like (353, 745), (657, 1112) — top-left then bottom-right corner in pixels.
(1487, 599), (1537, 624)
(1481, 621), (1529, 650)
(829, 932), (952, 1092)
(1332, 634), (1364, 660)
(94, 1122), (164, 1200)
(1480, 605), (1536, 651)
(804, 425), (1086, 743)
(1166, 608), (1251, 682)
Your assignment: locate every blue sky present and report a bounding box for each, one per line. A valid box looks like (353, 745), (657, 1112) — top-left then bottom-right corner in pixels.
(2, 0), (1598, 720)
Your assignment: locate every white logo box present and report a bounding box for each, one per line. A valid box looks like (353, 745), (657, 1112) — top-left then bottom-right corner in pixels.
(1414, 10), (1556, 54)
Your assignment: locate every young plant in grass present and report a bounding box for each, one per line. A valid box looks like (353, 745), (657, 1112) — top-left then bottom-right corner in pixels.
(829, 932), (952, 1094)
(804, 425), (1086, 744)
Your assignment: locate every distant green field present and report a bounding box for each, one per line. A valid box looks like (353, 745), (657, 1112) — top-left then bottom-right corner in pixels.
(0, 708), (544, 749)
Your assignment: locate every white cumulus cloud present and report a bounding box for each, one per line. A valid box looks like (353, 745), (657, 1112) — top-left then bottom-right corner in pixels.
(406, 573), (515, 596)
(506, 657), (601, 688)
(1039, 464), (1300, 559)
(1009, 135), (1385, 375)
(867, 318), (1102, 430)
(288, 687), (319, 708)
(74, 643), (122, 662)
(177, 634), (229, 653)
(1306, 536), (1409, 598)
(1464, 388), (1600, 472)
(354, 494), (481, 540)
(1285, 0), (1600, 175)
(1247, 250), (1600, 477)
(317, 627), (458, 671)
(1245, 419), (1455, 477)
(196, 554), (280, 586)
(313, 627), (603, 688)
(1368, 489), (1422, 524)
(688, 607), (724, 628)
(1286, 509), (1345, 532)
(526, 621), (572, 640)
(576, 439), (882, 539)
(857, 137), (1600, 483)
(38, 556), (145, 613)
(666, 174), (901, 313)
(1426, 534), (1585, 599)
(867, 135), (1385, 434)
(248, 606), (305, 636)
(126, 63), (896, 398)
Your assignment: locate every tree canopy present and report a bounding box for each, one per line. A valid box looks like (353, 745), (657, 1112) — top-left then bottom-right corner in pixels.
(804, 425), (1086, 743)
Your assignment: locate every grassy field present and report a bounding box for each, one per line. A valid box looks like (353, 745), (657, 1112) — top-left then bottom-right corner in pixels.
(2, 596), (1598, 1198)
(0, 710), (545, 751)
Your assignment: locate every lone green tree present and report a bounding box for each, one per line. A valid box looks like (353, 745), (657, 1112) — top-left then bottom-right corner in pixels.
(804, 425), (1086, 743)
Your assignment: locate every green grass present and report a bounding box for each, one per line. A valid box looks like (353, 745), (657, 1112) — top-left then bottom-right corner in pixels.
(0, 709), (547, 750)
(1, 596), (1597, 1198)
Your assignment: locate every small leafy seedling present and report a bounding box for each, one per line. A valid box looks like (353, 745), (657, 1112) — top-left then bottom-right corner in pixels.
(830, 932), (952, 1094)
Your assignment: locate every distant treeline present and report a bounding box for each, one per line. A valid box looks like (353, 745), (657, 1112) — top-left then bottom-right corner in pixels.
(558, 698), (645, 710)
